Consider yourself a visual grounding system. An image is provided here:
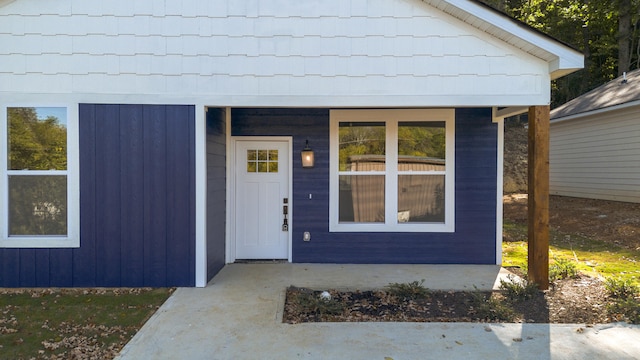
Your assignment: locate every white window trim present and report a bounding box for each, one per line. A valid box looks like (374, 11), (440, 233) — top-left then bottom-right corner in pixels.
(329, 109), (455, 233)
(0, 104), (80, 248)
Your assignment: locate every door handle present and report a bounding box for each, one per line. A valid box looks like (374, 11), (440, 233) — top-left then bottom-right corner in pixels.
(282, 204), (289, 231)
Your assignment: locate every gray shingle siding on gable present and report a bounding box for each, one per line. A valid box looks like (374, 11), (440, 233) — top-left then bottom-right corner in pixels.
(0, 0), (570, 107)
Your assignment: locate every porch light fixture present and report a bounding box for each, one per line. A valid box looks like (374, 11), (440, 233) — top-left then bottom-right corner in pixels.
(301, 140), (315, 168)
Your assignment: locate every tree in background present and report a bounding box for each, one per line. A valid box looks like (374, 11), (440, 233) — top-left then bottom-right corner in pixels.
(618, 0), (632, 76)
(8, 107), (67, 170)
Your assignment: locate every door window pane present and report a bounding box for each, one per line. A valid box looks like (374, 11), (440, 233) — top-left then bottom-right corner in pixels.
(339, 175), (385, 223)
(8, 175), (68, 235)
(339, 122), (385, 171)
(247, 149), (278, 173)
(8, 107), (67, 171)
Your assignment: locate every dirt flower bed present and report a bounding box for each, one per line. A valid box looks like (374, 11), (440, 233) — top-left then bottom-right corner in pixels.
(283, 271), (624, 324)
(283, 190), (640, 325)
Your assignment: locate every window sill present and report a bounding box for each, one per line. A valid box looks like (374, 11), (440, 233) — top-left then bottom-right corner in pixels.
(0, 236), (79, 248)
(330, 223), (455, 233)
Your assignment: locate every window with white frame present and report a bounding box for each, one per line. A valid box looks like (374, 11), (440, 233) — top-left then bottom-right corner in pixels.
(330, 109), (455, 232)
(0, 106), (79, 247)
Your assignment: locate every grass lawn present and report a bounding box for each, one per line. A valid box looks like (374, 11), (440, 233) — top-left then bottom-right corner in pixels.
(0, 288), (173, 359)
(503, 221), (640, 285)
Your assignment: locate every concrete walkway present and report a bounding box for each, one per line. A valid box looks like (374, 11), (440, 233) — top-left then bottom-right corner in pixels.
(117, 264), (640, 360)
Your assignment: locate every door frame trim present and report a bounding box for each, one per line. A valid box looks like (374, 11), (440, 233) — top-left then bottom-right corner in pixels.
(227, 136), (293, 263)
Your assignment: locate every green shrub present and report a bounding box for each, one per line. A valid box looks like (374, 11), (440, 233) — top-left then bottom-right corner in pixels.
(469, 290), (514, 322)
(604, 277), (640, 325)
(385, 280), (430, 300)
(607, 298), (640, 324)
(605, 278), (640, 299)
(499, 275), (539, 302)
(549, 258), (579, 282)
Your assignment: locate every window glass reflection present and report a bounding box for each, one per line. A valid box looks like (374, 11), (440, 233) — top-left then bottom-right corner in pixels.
(339, 175), (385, 223)
(8, 107), (67, 171)
(339, 122), (385, 172)
(8, 175), (68, 235)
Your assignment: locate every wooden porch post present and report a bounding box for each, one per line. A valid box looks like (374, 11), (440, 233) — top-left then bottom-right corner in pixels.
(528, 105), (550, 290)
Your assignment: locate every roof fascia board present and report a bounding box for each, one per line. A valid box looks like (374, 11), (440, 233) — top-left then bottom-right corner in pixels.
(494, 106), (528, 120)
(551, 99), (640, 123)
(0, 91), (550, 108)
(429, 0), (583, 78)
(549, 57), (584, 80)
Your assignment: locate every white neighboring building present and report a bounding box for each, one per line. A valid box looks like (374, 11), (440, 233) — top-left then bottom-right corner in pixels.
(550, 69), (640, 203)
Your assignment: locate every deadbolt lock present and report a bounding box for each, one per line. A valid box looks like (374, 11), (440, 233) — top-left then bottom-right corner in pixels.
(282, 198), (289, 231)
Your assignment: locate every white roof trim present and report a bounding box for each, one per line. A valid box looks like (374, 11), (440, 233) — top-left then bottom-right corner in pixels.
(494, 106), (528, 120)
(424, 0), (583, 79)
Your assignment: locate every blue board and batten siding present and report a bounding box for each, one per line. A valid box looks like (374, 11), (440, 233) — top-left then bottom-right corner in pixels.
(232, 108), (497, 264)
(206, 108), (227, 280)
(0, 104), (196, 287)
(1, 105), (496, 288)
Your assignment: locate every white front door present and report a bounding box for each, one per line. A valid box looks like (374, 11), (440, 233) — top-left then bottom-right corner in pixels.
(234, 139), (290, 259)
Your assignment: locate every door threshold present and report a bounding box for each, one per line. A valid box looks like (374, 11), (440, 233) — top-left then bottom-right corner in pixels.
(234, 259), (289, 264)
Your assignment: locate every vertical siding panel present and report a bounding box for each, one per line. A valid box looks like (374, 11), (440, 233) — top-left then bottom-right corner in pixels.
(454, 108), (497, 262)
(19, 249), (36, 286)
(95, 105), (122, 286)
(165, 105), (193, 285)
(35, 249), (50, 287)
(1, 103), (196, 288)
(0, 249), (20, 287)
(75, 103), (97, 286)
(49, 249), (73, 286)
(206, 108), (226, 280)
(143, 105), (168, 286)
(119, 105), (145, 286)
(0, 251), (5, 286)
(189, 105), (196, 284)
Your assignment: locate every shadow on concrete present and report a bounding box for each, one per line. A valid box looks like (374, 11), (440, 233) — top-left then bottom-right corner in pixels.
(117, 264), (640, 360)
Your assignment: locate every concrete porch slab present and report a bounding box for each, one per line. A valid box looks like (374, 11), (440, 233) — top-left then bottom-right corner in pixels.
(117, 264), (640, 360)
